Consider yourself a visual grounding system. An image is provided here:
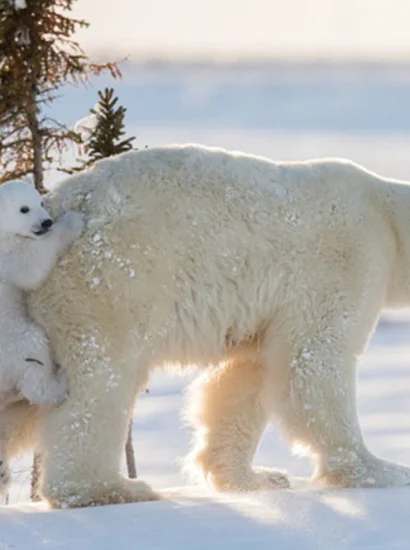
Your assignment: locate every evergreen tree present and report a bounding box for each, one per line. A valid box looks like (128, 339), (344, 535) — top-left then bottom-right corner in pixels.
(86, 88), (135, 162)
(73, 87), (135, 171)
(0, 0), (121, 192)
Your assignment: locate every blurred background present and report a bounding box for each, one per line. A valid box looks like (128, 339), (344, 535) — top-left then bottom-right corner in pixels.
(48, 0), (410, 183)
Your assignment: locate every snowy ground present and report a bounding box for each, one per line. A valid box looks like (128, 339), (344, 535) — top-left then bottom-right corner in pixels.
(2, 485), (410, 550)
(2, 63), (410, 547)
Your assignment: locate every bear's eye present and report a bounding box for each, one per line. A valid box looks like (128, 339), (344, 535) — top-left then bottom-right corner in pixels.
(20, 206), (30, 214)
(41, 201), (44, 207)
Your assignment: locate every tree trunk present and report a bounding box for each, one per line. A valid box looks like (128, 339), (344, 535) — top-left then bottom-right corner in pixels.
(26, 100), (44, 193)
(31, 453), (41, 502)
(125, 420), (137, 479)
(26, 11), (45, 193)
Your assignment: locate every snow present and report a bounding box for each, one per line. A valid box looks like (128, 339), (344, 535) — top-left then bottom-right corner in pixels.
(2, 486), (410, 550)
(74, 114), (98, 142)
(2, 63), (410, 547)
(74, 104), (102, 142)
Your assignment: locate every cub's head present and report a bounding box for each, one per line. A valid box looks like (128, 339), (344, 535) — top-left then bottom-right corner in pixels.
(0, 180), (53, 239)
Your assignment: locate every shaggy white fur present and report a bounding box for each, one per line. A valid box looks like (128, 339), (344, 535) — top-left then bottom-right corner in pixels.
(2, 144), (410, 508)
(0, 180), (84, 494)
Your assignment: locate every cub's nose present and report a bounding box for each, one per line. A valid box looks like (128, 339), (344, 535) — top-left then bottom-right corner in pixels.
(41, 218), (53, 230)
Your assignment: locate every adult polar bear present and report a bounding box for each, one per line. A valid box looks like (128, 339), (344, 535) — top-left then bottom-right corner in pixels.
(3, 143), (410, 508)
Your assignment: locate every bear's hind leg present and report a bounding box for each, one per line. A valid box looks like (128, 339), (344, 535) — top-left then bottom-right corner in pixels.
(264, 314), (410, 489)
(187, 354), (290, 492)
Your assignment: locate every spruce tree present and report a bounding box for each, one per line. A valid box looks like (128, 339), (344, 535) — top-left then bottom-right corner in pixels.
(0, 0), (121, 191)
(73, 87), (135, 171)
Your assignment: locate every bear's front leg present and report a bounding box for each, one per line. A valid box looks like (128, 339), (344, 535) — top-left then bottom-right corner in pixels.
(38, 336), (159, 508)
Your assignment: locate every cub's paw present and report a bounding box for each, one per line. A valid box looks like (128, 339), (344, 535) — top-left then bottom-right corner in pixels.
(21, 362), (69, 408)
(38, 369), (69, 408)
(60, 211), (86, 242)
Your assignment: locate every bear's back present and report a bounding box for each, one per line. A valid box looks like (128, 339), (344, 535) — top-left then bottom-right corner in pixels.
(48, 144), (378, 234)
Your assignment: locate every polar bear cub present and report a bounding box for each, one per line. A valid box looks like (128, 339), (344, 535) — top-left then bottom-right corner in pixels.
(0, 180), (84, 493)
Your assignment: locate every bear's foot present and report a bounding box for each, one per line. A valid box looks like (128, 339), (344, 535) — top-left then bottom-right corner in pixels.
(315, 453), (410, 489)
(206, 466), (290, 492)
(42, 477), (161, 509)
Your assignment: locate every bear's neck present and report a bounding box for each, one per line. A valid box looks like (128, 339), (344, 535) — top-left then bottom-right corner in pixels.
(381, 179), (410, 307)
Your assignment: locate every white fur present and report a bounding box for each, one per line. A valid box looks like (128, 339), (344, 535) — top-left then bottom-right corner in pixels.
(2, 145), (410, 508)
(0, 181), (85, 495)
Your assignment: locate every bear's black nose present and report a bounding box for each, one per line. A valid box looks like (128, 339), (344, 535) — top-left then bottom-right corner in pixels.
(41, 218), (53, 229)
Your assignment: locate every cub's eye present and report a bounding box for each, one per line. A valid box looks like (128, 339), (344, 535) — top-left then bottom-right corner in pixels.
(41, 202), (44, 207)
(20, 206), (29, 214)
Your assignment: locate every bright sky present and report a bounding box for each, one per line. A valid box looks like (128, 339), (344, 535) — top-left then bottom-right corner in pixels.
(72, 0), (410, 61)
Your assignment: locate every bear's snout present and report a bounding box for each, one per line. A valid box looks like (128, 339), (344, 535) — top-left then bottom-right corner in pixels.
(41, 218), (53, 230)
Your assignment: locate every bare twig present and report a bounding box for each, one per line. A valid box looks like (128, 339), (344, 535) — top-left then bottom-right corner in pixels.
(31, 453), (42, 502)
(125, 421), (137, 479)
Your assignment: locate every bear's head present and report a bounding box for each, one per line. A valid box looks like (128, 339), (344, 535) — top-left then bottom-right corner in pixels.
(0, 180), (53, 239)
